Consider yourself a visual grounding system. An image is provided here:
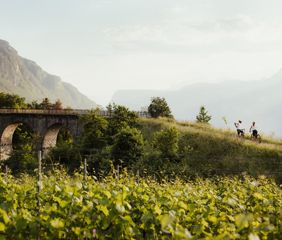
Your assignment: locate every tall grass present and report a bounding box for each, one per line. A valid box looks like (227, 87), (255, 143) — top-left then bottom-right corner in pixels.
(138, 118), (282, 182)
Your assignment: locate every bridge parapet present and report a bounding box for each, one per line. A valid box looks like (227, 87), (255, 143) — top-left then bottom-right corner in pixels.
(0, 109), (149, 118)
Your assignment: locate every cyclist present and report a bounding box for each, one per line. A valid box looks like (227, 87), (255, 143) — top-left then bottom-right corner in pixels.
(249, 121), (258, 139)
(234, 120), (245, 137)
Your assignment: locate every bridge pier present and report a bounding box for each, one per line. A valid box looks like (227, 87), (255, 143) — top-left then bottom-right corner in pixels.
(0, 143), (12, 161)
(0, 123), (22, 161)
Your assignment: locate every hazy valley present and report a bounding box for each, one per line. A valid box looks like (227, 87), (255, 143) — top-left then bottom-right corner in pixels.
(113, 71), (282, 137)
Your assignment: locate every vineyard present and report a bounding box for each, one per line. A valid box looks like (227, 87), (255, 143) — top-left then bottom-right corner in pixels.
(0, 171), (281, 239)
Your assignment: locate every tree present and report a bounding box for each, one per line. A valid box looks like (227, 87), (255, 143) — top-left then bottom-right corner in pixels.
(112, 127), (144, 166)
(53, 99), (63, 110)
(107, 103), (138, 137)
(153, 127), (179, 159)
(80, 109), (109, 153)
(56, 127), (73, 145)
(27, 99), (64, 110)
(48, 143), (81, 173)
(0, 92), (27, 109)
(40, 98), (52, 110)
(148, 97), (172, 118)
(27, 100), (41, 109)
(196, 106), (212, 124)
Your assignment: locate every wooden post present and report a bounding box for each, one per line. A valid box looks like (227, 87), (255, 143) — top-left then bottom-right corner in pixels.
(38, 151), (42, 192)
(84, 158), (87, 180)
(137, 169), (140, 184)
(5, 165), (8, 182)
(37, 150), (42, 240)
(117, 165), (120, 180)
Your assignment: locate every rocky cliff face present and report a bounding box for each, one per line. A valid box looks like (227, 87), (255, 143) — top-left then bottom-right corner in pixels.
(0, 39), (97, 109)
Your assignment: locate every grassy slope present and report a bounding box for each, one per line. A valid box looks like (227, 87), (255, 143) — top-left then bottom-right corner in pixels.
(138, 118), (282, 182)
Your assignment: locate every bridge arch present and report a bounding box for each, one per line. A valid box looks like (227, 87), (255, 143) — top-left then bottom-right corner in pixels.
(42, 123), (74, 157)
(0, 122), (34, 160)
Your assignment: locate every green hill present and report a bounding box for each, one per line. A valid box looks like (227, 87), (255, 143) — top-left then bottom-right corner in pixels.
(137, 118), (282, 183)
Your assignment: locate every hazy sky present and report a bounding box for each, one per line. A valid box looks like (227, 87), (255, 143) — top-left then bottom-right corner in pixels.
(1, 0), (282, 105)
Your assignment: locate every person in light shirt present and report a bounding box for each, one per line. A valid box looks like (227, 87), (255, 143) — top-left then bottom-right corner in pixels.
(234, 120), (245, 137)
(249, 121), (258, 139)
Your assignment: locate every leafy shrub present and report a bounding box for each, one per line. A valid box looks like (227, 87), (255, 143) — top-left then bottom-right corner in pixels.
(112, 127), (145, 167)
(80, 109), (109, 153)
(153, 127), (179, 159)
(47, 142), (81, 172)
(107, 104), (138, 137)
(0, 92), (27, 109)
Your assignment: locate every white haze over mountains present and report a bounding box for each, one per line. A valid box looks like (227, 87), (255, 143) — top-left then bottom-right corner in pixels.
(112, 69), (282, 137)
(1, 0), (282, 105)
(1, 0), (282, 136)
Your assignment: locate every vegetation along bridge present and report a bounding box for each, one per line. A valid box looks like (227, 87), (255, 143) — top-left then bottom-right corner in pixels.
(0, 109), (148, 160)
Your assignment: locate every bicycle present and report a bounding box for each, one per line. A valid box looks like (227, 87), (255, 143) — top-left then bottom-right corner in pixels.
(236, 129), (245, 139)
(250, 132), (262, 143)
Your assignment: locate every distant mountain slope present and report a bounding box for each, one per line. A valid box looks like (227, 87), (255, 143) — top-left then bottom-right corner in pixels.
(0, 39), (97, 109)
(112, 72), (282, 136)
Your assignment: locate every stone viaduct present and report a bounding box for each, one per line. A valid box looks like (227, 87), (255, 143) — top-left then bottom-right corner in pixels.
(0, 109), (148, 160)
(0, 109), (89, 160)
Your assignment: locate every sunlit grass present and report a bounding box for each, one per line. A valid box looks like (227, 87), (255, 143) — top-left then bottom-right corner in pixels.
(140, 117), (282, 152)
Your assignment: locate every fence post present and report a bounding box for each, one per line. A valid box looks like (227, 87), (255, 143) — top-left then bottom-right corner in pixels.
(84, 157), (87, 180)
(38, 151), (42, 192)
(5, 165), (8, 182)
(137, 169), (140, 184)
(37, 150), (42, 240)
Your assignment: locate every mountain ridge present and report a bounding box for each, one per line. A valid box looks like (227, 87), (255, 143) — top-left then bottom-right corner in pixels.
(0, 39), (97, 109)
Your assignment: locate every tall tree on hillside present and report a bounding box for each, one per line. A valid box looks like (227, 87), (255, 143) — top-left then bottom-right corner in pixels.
(196, 106), (212, 123)
(148, 97), (173, 118)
